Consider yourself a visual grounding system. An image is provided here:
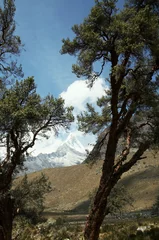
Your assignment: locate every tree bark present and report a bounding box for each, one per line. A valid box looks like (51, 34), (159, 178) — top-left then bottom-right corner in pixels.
(84, 141), (149, 240)
(84, 170), (119, 240)
(0, 194), (14, 240)
(84, 121), (119, 240)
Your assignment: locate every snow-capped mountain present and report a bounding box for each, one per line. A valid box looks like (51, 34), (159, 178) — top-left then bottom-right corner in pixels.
(24, 134), (86, 173)
(64, 133), (86, 153)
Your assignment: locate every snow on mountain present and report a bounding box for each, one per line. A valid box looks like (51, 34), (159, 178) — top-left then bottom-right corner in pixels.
(24, 134), (87, 173)
(64, 133), (86, 153)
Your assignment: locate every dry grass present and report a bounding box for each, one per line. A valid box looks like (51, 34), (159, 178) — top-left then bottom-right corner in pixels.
(16, 151), (159, 213)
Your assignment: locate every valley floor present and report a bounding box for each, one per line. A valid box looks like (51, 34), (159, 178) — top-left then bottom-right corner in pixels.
(12, 214), (159, 240)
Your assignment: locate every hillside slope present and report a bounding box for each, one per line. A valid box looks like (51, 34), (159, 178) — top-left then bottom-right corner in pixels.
(21, 151), (159, 213)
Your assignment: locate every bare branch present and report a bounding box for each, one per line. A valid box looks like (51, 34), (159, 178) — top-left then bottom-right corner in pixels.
(113, 128), (131, 172)
(114, 141), (150, 178)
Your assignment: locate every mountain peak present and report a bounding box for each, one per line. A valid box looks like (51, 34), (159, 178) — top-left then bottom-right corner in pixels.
(64, 133), (86, 154)
(24, 133), (86, 173)
(66, 133), (76, 141)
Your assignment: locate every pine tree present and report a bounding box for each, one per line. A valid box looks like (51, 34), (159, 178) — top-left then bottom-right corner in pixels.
(61, 0), (159, 239)
(0, 0), (23, 83)
(0, 77), (74, 240)
(0, 2), (74, 239)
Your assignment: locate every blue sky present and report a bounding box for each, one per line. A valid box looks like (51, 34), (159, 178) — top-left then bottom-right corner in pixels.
(12, 0), (125, 154)
(14, 0), (124, 97)
(15, 0), (95, 97)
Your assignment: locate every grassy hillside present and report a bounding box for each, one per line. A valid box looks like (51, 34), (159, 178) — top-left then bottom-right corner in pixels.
(20, 151), (159, 213)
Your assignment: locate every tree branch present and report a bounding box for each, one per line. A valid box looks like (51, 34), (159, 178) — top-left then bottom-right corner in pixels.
(113, 141), (150, 178)
(114, 128), (131, 172)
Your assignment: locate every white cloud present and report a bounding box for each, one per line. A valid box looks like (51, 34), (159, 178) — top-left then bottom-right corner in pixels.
(32, 78), (106, 155)
(30, 130), (63, 156)
(60, 77), (106, 113)
(59, 77), (106, 148)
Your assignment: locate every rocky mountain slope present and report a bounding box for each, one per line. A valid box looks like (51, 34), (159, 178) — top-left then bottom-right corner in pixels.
(24, 134), (86, 173)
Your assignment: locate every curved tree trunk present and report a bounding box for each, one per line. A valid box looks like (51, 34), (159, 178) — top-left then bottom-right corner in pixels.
(0, 194), (14, 240)
(84, 172), (118, 240)
(84, 141), (149, 240)
(84, 118), (119, 240)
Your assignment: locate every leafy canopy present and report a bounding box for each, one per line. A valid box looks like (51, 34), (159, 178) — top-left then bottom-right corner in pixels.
(0, 0), (23, 82)
(61, 1), (159, 238)
(89, 184), (133, 216)
(61, 0), (159, 150)
(0, 77), (74, 191)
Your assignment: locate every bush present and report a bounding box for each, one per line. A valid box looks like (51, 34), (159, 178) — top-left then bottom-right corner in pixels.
(89, 184), (133, 216)
(12, 173), (52, 224)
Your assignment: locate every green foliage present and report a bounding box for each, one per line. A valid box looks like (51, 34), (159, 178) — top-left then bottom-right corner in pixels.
(126, 0), (159, 14)
(61, 4), (159, 237)
(61, 0), (159, 78)
(0, 77), (74, 142)
(0, 77), (74, 239)
(152, 195), (159, 216)
(0, 0), (23, 81)
(0, 77), (74, 190)
(107, 185), (133, 215)
(0, 1), (74, 239)
(12, 174), (52, 224)
(61, 0), (159, 145)
(77, 102), (111, 134)
(55, 216), (67, 226)
(12, 216), (159, 240)
(89, 184), (133, 216)
(13, 215), (83, 240)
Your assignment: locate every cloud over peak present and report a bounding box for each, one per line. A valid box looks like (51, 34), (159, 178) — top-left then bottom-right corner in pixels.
(60, 78), (106, 113)
(32, 78), (106, 156)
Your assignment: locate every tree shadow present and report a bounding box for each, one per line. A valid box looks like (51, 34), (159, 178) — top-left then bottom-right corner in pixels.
(70, 199), (91, 214)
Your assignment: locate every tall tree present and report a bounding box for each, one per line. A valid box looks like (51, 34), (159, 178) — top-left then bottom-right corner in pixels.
(0, 1), (23, 239)
(61, 0), (159, 239)
(0, 1), (73, 239)
(0, 77), (74, 240)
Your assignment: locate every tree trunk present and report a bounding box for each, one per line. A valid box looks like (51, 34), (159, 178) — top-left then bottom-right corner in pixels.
(84, 125), (125, 240)
(84, 171), (118, 240)
(84, 120), (119, 240)
(84, 140), (149, 240)
(0, 194), (14, 240)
